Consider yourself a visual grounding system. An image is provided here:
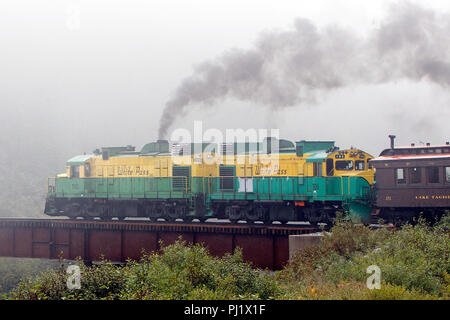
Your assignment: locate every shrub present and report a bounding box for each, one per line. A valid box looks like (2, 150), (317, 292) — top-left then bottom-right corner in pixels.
(279, 214), (450, 299)
(8, 240), (281, 300)
(10, 258), (127, 300)
(122, 240), (280, 300)
(0, 258), (60, 296)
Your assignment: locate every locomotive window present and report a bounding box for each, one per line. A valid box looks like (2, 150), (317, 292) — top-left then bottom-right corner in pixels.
(396, 168), (406, 184)
(70, 165), (80, 178)
(355, 160), (365, 170)
(427, 167), (440, 183)
(335, 160), (353, 171)
(446, 167), (450, 183)
(84, 163), (91, 177)
(326, 158), (334, 176)
(410, 167), (421, 184)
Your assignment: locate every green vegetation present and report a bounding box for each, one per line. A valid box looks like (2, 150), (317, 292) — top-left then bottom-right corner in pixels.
(0, 258), (59, 295)
(3, 214), (449, 300)
(8, 242), (279, 300)
(277, 214), (450, 299)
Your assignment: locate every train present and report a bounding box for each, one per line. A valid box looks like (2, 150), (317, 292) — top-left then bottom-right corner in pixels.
(44, 136), (450, 225)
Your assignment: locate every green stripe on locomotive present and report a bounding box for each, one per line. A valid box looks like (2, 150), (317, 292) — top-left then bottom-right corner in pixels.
(207, 175), (372, 223)
(54, 175), (371, 202)
(54, 177), (196, 200)
(208, 176), (370, 201)
(51, 173), (372, 222)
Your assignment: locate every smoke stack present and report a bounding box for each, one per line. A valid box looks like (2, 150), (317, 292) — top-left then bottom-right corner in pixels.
(411, 143), (415, 147)
(446, 142), (449, 145)
(426, 142), (430, 146)
(389, 135), (396, 149)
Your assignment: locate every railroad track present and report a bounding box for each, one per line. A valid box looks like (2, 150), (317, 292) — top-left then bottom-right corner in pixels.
(0, 218), (320, 236)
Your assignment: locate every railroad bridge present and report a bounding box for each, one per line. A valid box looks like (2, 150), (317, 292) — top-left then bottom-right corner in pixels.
(0, 219), (317, 270)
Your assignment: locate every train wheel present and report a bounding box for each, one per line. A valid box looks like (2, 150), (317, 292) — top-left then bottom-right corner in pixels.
(165, 206), (185, 222)
(64, 203), (81, 220)
(82, 203), (98, 220)
(147, 204), (165, 220)
(245, 208), (260, 223)
(225, 206), (241, 223)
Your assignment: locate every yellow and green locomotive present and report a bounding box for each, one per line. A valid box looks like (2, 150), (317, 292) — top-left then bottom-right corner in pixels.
(45, 138), (375, 224)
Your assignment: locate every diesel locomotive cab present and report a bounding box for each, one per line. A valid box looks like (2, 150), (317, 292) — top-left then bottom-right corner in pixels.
(325, 149), (375, 184)
(323, 148), (375, 223)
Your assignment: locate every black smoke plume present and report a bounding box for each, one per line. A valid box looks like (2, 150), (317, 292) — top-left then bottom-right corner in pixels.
(158, 2), (450, 138)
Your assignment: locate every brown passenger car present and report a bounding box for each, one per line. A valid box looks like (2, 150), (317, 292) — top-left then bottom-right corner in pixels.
(371, 137), (450, 223)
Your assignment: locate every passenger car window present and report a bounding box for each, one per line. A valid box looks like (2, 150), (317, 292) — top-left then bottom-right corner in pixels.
(396, 168), (406, 184)
(427, 167), (440, 183)
(335, 160), (353, 171)
(445, 167), (450, 183)
(410, 167), (421, 184)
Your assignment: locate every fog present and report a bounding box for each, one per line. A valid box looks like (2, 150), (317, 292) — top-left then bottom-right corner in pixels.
(0, 0), (449, 217)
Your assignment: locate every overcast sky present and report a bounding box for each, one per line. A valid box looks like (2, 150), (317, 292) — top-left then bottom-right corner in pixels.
(1, 0), (449, 157)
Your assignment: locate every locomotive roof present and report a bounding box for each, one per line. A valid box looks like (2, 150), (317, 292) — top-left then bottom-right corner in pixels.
(305, 151), (329, 162)
(67, 154), (93, 165)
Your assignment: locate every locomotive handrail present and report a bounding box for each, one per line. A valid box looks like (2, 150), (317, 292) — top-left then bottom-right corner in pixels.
(47, 177), (56, 194)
